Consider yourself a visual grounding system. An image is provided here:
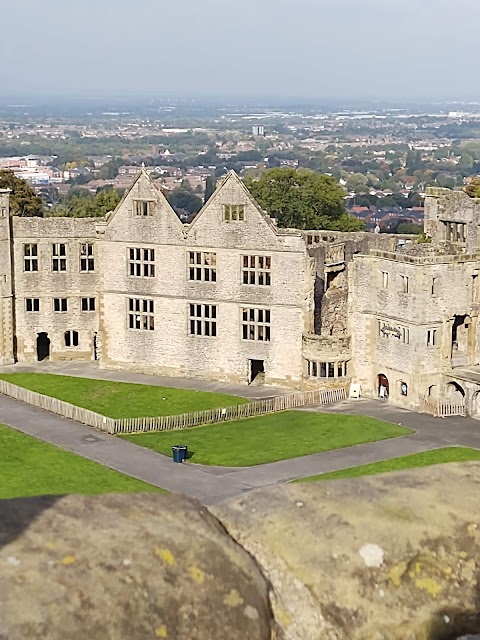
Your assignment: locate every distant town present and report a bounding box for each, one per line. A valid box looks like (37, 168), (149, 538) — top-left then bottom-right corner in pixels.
(3, 98), (480, 230)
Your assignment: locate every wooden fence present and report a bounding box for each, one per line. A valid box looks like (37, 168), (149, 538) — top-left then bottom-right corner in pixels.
(421, 396), (466, 418)
(0, 378), (117, 433)
(0, 379), (347, 435)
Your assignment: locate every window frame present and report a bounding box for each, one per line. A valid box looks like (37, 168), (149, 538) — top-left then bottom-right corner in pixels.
(128, 247), (156, 278)
(241, 255), (272, 286)
(399, 274), (409, 294)
(81, 297), (96, 312)
(188, 251), (217, 283)
(127, 297), (155, 331)
(223, 204), (245, 222)
(52, 243), (67, 273)
(25, 298), (40, 312)
(188, 303), (218, 337)
(23, 243), (38, 272)
(64, 330), (79, 348)
(307, 360), (349, 379)
(241, 307), (271, 342)
(133, 200), (154, 217)
(53, 297), (68, 313)
(80, 243), (95, 273)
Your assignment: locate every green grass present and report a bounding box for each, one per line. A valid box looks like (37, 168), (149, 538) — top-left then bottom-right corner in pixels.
(296, 447), (480, 482)
(0, 423), (165, 498)
(0, 373), (248, 419)
(121, 412), (412, 467)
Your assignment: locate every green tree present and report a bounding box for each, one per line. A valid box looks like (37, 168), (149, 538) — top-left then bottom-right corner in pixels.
(465, 176), (480, 198)
(0, 170), (43, 216)
(204, 175), (216, 204)
(168, 188), (203, 215)
(51, 188), (121, 218)
(345, 172), (369, 193)
(245, 168), (354, 230)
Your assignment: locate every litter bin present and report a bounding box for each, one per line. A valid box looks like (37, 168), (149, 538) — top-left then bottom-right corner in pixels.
(172, 445), (188, 463)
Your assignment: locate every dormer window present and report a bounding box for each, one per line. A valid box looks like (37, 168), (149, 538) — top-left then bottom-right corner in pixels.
(134, 200), (154, 216)
(223, 204), (245, 222)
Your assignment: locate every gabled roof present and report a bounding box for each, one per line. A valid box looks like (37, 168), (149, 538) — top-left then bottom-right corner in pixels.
(187, 170), (299, 237)
(105, 168), (184, 230)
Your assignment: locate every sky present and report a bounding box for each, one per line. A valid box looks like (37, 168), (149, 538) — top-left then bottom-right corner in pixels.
(1, 0), (479, 102)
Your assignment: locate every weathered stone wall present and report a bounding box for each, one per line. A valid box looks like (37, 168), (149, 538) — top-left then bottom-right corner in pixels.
(3, 464), (480, 640)
(0, 190), (14, 365)
(99, 171), (310, 386)
(350, 250), (480, 408)
(0, 493), (274, 640)
(215, 462), (480, 640)
(12, 216), (100, 362)
(425, 187), (480, 254)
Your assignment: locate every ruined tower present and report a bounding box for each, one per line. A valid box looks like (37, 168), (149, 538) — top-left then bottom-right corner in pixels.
(0, 189), (15, 364)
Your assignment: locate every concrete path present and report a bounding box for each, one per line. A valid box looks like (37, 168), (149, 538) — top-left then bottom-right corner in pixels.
(1, 363), (480, 504)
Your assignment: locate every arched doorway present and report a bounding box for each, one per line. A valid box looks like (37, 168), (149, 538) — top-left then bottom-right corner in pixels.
(473, 391), (480, 418)
(378, 373), (389, 399)
(428, 384), (438, 398)
(446, 381), (465, 400)
(36, 332), (50, 362)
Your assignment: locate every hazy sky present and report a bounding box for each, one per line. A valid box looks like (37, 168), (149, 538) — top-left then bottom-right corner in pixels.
(1, 0), (478, 101)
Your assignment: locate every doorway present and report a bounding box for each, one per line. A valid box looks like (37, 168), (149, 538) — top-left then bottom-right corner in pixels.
(377, 373), (389, 399)
(36, 332), (50, 362)
(249, 359), (265, 384)
(451, 315), (470, 367)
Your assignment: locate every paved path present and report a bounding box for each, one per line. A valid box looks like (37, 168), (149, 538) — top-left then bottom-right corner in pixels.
(1, 363), (480, 504)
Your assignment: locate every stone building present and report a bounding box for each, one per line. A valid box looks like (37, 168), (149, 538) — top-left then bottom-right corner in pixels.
(2, 174), (480, 415)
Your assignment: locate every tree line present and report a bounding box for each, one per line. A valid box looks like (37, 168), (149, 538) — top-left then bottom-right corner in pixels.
(0, 167), (362, 231)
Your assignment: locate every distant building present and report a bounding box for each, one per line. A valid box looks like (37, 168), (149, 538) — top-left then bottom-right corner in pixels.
(252, 125), (265, 137)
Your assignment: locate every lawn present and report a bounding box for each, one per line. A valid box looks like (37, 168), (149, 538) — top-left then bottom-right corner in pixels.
(121, 412), (412, 467)
(296, 447), (480, 483)
(0, 373), (248, 419)
(0, 423), (164, 499)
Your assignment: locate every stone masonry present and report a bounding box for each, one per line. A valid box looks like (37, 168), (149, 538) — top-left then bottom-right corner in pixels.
(2, 174), (480, 412)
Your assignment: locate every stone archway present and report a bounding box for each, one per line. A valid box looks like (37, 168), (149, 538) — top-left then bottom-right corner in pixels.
(472, 391), (480, 418)
(428, 385), (438, 399)
(446, 381), (465, 400)
(378, 373), (389, 399)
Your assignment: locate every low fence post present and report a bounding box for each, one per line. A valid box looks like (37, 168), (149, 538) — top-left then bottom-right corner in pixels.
(0, 379), (348, 435)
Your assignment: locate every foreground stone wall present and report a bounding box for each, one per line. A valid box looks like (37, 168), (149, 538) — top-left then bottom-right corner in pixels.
(0, 493), (273, 640)
(2, 464), (480, 639)
(215, 462), (480, 640)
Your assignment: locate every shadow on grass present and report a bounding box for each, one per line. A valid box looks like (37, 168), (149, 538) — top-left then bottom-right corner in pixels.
(186, 449), (196, 461)
(0, 495), (61, 550)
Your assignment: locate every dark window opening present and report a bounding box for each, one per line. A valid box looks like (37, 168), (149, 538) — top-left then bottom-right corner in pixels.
(36, 332), (50, 361)
(64, 330), (79, 347)
(249, 359), (265, 383)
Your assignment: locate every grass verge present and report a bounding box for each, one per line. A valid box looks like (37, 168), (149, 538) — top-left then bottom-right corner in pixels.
(121, 411), (412, 467)
(0, 423), (165, 498)
(0, 373), (248, 419)
(295, 447), (480, 482)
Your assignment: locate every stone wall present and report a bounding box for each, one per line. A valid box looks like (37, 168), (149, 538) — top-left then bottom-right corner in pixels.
(12, 216), (100, 362)
(0, 190), (14, 365)
(350, 249), (480, 409)
(3, 464), (480, 640)
(99, 171), (310, 387)
(425, 187), (480, 254)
